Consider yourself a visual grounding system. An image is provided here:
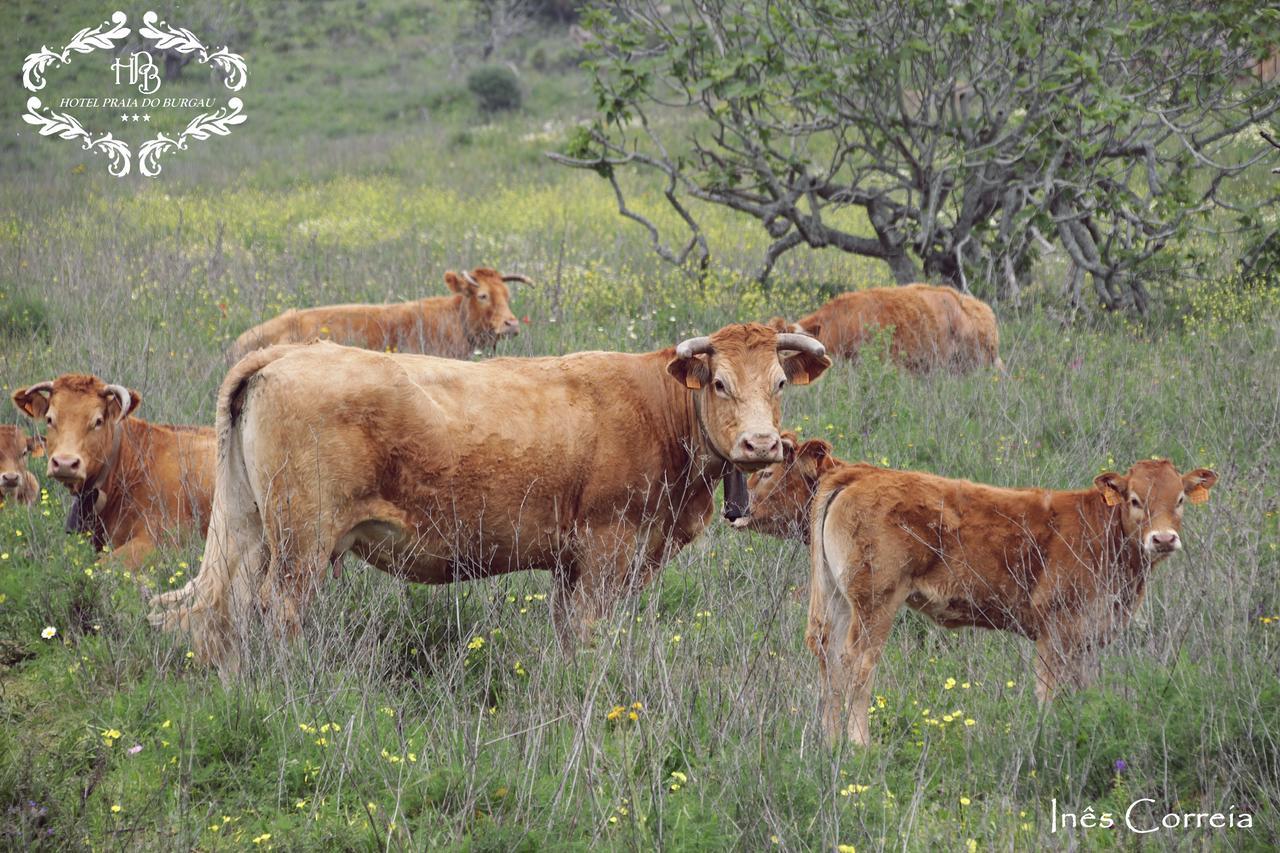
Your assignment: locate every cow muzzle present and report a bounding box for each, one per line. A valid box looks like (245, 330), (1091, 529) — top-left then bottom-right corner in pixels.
(1144, 530), (1181, 555)
(49, 454), (85, 485)
(0, 472), (21, 491)
(497, 318), (520, 337)
(731, 430), (782, 470)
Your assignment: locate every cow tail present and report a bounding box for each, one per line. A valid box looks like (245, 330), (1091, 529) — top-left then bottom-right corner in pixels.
(805, 485), (846, 660)
(148, 346), (287, 674)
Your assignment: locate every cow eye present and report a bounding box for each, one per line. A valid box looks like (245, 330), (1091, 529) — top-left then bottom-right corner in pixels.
(1129, 496), (1142, 509)
(713, 378), (727, 394)
(478, 292), (489, 301)
(45, 415), (54, 428)
(92, 416), (104, 430)
(775, 377), (786, 392)
(1176, 494), (1185, 506)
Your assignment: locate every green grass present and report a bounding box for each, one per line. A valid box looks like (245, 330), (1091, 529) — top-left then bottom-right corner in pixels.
(2, 3), (1279, 850)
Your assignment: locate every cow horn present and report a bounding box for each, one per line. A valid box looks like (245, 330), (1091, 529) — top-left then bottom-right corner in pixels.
(461, 270), (479, 287)
(776, 333), (826, 358)
(502, 273), (533, 285)
(103, 384), (132, 418)
(23, 381), (54, 397)
(675, 336), (715, 359)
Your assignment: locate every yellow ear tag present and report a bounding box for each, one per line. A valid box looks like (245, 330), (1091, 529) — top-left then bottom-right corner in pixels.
(1101, 489), (1122, 507)
(684, 375), (702, 390)
(1186, 485), (1210, 504)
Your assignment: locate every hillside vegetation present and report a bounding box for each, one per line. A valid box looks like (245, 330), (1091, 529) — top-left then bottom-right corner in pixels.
(1, 2), (1278, 850)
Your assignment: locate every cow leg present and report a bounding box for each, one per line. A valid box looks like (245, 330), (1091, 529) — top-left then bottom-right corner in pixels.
(814, 590), (853, 742)
(839, 587), (906, 746)
(105, 535), (157, 573)
(555, 523), (638, 650)
(550, 569), (578, 654)
(1034, 634), (1077, 705)
(549, 568), (617, 651)
(262, 540), (327, 643)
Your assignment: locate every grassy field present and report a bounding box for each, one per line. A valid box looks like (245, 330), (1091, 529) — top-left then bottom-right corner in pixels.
(2, 3), (1279, 850)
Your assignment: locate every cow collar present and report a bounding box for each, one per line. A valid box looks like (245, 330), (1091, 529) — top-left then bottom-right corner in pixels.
(689, 390), (738, 470)
(690, 392), (749, 521)
(85, 417), (126, 502)
(64, 419), (125, 547)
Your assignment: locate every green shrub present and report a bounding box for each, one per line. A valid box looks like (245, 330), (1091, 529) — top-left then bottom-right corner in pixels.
(0, 293), (49, 340)
(466, 65), (522, 114)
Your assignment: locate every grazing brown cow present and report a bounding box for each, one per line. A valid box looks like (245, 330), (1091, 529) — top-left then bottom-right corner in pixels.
(150, 323), (830, 673)
(0, 425), (43, 506)
(732, 436), (1216, 744)
(229, 267), (532, 360)
(776, 284), (1001, 372)
(12, 375), (215, 570)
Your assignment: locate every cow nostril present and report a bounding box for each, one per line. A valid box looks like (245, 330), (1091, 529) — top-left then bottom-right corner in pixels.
(738, 433), (781, 457)
(51, 456), (81, 472)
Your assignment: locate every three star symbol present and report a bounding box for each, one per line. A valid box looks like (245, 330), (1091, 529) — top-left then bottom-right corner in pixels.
(118, 113), (151, 122)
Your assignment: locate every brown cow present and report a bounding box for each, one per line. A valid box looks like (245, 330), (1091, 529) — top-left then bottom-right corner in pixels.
(12, 375), (215, 570)
(0, 425), (43, 506)
(149, 323), (830, 673)
(776, 284), (1001, 373)
(732, 436), (1216, 744)
(229, 267), (532, 360)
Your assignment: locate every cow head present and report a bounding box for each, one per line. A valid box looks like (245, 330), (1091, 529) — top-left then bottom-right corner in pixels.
(668, 323), (830, 477)
(732, 433), (836, 540)
(1094, 459), (1218, 558)
(445, 267), (529, 349)
(0, 425), (42, 503)
(12, 375), (141, 492)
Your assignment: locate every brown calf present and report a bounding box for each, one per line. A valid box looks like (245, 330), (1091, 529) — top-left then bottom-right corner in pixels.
(734, 436), (1216, 744)
(12, 375), (215, 570)
(230, 267), (532, 360)
(776, 284), (1001, 373)
(0, 425), (43, 506)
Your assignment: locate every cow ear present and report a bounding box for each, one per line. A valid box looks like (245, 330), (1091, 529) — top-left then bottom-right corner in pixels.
(801, 320), (822, 339)
(1094, 472), (1127, 507)
(766, 316), (793, 333)
(12, 385), (50, 419)
(666, 354), (711, 390)
(781, 351), (832, 386)
(780, 432), (798, 459)
(444, 272), (466, 294)
(1183, 468), (1217, 504)
(26, 434), (45, 458)
(104, 387), (142, 421)
(799, 439), (837, 473)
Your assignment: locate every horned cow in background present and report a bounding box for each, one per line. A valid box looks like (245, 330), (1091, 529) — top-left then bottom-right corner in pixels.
(229, 267), (533, 360)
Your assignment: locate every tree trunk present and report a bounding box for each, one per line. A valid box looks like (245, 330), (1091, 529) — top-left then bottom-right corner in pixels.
(886, 251), (920, 284)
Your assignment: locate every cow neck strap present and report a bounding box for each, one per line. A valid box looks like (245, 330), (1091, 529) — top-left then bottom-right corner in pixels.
(690, 391), (735, 471)
(84, 417), (126, 514)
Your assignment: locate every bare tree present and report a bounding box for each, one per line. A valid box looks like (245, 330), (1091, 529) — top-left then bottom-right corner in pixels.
(553, 1), (1280, 311)
(472, 0), (536, 60)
